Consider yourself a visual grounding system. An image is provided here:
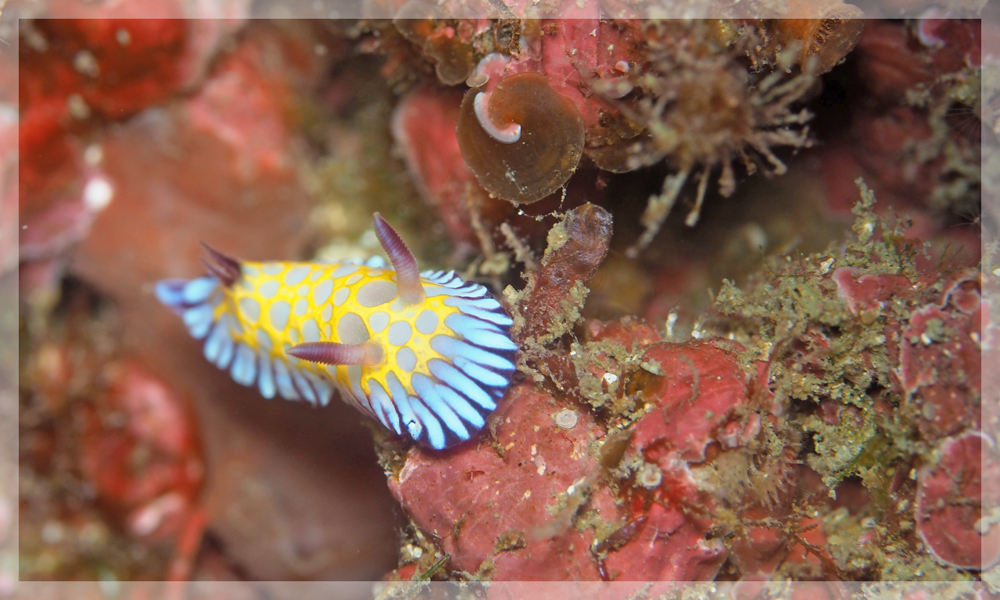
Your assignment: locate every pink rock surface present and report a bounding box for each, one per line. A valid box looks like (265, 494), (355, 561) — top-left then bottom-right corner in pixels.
(19, 16), (189, 123)
(916, 432), (1000, 570)
(388, 332), (782, 582)
(392, 85), (480, 252)
(855, 20), (981, 102)
(186, 25), (316, 179)
(62, 24), (398, 580)
(833, 264), (982, 446)
(602, 499), (727, 581)
(388, 382), (608, 579)
(17, 9), (246, 297)
(604, 340), (772, 581)
(79, 361), (204, 541)
(832, 267), (912, 316)
(896, 271), (981, 442)
(68, 115), (395, 580)
(632, 341), (766, 463)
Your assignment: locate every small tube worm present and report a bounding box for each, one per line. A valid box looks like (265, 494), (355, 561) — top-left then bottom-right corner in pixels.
(474, 88), (522, 143)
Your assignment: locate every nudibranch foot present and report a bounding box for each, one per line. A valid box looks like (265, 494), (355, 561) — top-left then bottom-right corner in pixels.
(156, 214), (518, 451)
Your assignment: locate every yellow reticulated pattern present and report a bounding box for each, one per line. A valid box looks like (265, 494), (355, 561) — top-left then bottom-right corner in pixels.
(161, 253), (517, 449)
(223, 261), (465, 401)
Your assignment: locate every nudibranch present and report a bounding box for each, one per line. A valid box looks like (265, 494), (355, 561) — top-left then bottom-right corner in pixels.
(155, 214), (517, 450)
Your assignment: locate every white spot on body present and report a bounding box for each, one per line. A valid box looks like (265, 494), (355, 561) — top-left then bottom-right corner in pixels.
(259, 280), (280, 299)
(337, 313), (370, 344)
(333, 287), (350, 306)
(345, 273), (363, 286)
(240, 297), (261, 322)
(313, 280), (334, 305)
(301, 319), (321, 342)
(284, 265), (312, 286)
(369, 311), (390, 333)
(388, 321), (413, 346)
(255, 330), (273, 354)
(357, 281), (398, 307)
(330, 264), (359, 278)
(320, 304), (333, 323)
(262, 263), (284, 276)
(396, 347), (418, 372)
(293, 298), (309, 317)
(415, 309), (439, 335)
(269, 300), (291, 331)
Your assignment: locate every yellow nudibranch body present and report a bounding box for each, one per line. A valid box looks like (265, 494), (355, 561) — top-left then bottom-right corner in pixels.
(156, 215), (516, 450)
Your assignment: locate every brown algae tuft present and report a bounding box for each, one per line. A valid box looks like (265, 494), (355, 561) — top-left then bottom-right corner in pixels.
(712, 179), (986, 578)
